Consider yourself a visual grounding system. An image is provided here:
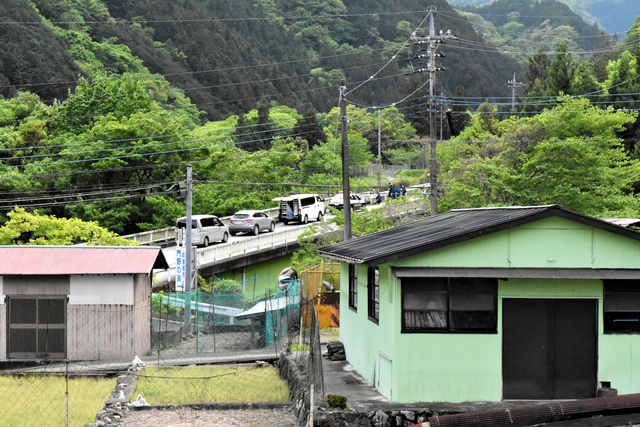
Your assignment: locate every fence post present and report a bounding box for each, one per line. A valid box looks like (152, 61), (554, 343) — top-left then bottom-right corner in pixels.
(309, 382), (314, 427)
(212, 291), (216, 353)
(65, 360), (69, 427)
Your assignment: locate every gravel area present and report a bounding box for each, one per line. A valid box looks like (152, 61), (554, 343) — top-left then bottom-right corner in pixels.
(123, 407), (299, 426)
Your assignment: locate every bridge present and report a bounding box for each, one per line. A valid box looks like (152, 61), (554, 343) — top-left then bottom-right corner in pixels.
(126, 201), (426, 285)
(131, 207), (337, 285)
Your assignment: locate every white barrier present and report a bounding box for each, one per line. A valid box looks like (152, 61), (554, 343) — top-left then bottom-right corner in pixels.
(122, 207), (281, 245)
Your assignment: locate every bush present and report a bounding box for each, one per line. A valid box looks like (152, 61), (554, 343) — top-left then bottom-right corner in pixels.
(326, 394), (347, 409)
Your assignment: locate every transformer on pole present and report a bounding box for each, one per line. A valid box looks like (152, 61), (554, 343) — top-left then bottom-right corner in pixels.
(408, 6), (457, 216)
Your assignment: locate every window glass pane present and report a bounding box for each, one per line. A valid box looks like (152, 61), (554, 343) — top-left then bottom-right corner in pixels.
(449, 293), (494, 311)
(605, 280), (640, 293)
(449, 278), (495, 293)
(604, 312), (640, 333)
(605, 293), (640, 311)
(403, 277), (447, 292)
(450, 310), (497, 330)
(404, 310), (448, 329)
(404, 292), (447, 311)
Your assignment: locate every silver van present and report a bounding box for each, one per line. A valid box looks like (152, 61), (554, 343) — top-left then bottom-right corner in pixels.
(175, 214), (229, 247)
(274, 194), (325, 225)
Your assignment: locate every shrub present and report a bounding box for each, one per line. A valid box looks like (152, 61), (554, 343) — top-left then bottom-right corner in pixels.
(326, 394), (347, 409)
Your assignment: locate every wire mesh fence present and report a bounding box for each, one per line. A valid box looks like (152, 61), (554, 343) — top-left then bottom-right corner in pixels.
(0, 265), (339, 426)
(133, 365), (291, 405)
(150, 274), (302, 355)
(0, 363), (117, 427)
(284, 263), (339, 407)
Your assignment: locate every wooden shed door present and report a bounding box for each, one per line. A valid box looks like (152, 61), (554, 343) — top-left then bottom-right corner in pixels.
(7, 296), (66, 359)
(502, 299), (596, 399)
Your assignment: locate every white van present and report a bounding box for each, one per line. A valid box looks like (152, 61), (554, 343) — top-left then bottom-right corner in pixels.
(175, 214), (229, 247)
(274, 194), (325, 225)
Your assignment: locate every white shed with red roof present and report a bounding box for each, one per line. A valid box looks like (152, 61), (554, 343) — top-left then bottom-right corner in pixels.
(0, 246), (169, 361)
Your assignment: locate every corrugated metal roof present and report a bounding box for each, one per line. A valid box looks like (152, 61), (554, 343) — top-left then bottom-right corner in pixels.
(0, 246), (169, 275)
(600, 218), (640, 227)
(392, 267), (640, 280)
(318, 205), (640, 265)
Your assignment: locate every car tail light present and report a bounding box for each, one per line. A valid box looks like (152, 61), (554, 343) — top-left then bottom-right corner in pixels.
(245, 218), (253, 222)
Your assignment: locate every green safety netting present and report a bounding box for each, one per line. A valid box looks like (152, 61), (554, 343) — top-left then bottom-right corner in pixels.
(150, 275), (301, 352)
(265, 280), (301, 346)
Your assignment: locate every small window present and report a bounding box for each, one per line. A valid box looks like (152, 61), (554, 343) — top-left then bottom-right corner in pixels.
(401, 277), (497, 333)
(200, 217), (212, 227)
(349, 265), (358, 310)
(302, 197), (315, 207)
(604, 280), (640, 333)
(368, 267), (379, 323)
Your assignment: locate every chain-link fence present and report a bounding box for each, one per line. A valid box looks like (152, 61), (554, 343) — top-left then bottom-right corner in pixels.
(1, 266), (338, 427)
(151, 275), (302, 355)
(0, 362), (118, 427)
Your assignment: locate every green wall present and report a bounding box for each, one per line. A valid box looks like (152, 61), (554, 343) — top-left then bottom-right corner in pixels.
(340, 216), (640, 403)
(210, 254), (293, 296)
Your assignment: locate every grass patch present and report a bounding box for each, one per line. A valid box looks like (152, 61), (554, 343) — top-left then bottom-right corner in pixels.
(0, 374), (115, 427)
(320, 327), (339, 335)
(132, 365), (290, 405)
(289, 344), (310, 351)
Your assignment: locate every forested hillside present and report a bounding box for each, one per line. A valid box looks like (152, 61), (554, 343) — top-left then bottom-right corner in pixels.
(446, 0), (640, 35)
(1, 0), (525, 121)
(1, 0), (640, 243)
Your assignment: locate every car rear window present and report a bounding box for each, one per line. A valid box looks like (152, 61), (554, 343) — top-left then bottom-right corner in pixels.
(233, 214), (250, 219)
(176, 219), (198, 229)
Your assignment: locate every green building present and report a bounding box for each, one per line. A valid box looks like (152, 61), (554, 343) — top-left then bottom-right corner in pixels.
(318, 205), (640, 403)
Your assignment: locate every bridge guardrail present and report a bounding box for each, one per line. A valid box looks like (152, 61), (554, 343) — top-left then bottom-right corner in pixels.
(121, 207), (281, 245)
(197, 226), (315, 268)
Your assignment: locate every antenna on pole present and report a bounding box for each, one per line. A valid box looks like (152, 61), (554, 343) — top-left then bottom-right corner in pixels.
(408, 6), (457, 216)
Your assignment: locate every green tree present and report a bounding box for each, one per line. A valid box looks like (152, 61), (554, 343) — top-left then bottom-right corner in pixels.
(0, 207), (136, 245)
(545, 42), (576, 96)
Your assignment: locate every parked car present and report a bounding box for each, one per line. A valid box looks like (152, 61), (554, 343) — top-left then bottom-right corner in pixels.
(175, 214), (229, 247)
(328, 192), (365, 211)
(274, 194), (325, 225)
(229, 210), (276, 236)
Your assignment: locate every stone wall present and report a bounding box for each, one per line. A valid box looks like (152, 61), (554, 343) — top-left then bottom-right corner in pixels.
(87, 358), (144, 427)
(278, 352), (442, 427)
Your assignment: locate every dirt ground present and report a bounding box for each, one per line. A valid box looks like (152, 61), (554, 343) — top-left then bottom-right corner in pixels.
(157, 331), (255, 355)
(123, 406), (299, 427)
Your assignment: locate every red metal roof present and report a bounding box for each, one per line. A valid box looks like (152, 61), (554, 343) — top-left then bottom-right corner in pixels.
(0, 246), (169, 275)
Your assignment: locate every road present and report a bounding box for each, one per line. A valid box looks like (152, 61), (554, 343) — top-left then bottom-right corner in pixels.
(158, 215), (335, 280)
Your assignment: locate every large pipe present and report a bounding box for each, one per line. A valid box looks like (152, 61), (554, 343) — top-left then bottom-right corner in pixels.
(419, 393), (640, 427)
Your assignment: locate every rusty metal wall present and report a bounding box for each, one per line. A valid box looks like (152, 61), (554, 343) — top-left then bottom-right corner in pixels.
(133, 273), (151, 357)
(0, 303), (5, 359)
(66, 274), (151, 360)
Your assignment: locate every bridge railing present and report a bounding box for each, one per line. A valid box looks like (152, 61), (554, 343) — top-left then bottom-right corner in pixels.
(121, 207), (281, 245)
(197, 224), (319, 267)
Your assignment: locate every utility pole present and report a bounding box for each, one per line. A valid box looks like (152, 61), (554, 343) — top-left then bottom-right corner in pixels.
(507, 72), (524, 112)
(377, 109), (382, 190)
(340, 80), (352, 240)
(409, 6), (457, 216)
(184, 165), (192, 328)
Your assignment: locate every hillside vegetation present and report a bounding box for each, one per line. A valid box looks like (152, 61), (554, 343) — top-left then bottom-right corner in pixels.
(1, 1), (640, 241)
